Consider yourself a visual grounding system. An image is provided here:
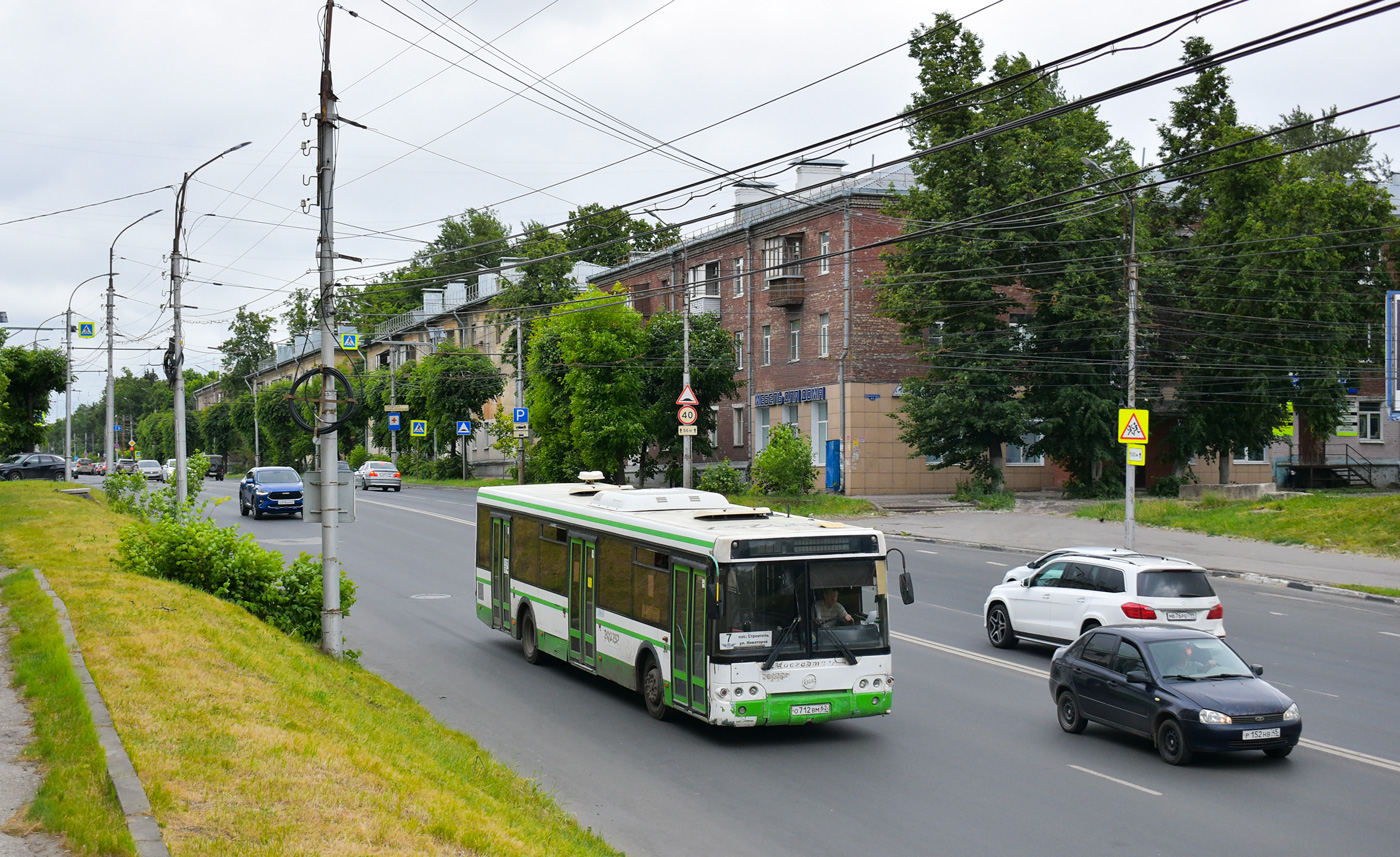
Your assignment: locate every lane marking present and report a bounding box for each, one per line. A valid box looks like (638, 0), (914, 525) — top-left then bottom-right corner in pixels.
(1304, 688), (1340, 698)
(985, 561), (1008, 567)
(892, 630), (1400, 776)
(1260, 592), (1391, 616)
(1269, 611), (1288, 616)
(359, 497), (475, 526)
(911, 602), (982, 618)
(1067, 765), (1162, 796)
(917, 550), (939, 555)
(1380, 631), (1400, 639)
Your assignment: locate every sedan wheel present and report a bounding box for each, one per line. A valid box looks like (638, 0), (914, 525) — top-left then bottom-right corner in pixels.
(986, 604), (1017, 649)
(1156, 718), (1193, 766)
(5, 472), (21, 481)
(1057, 691), (1087, 734)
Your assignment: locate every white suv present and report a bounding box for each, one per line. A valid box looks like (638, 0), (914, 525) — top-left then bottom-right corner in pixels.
(984, 554), (1224, 649)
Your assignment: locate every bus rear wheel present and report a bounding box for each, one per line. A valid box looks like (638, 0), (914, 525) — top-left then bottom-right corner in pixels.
(641, 657), (669, 721)
(520, 610), (542, 665)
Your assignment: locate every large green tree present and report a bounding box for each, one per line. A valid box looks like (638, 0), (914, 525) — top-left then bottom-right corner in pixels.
(0, 342), (67, 453)
(219, 308), (275, 397)
(635, 311), (738, 485)
(563, 203), (679, 266)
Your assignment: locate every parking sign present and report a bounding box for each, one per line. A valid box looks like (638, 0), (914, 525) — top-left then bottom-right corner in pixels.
(513, 407), (529, 424)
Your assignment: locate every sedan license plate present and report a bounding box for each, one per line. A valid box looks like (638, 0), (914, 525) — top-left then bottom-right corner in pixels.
(1242, 728), (1281, 740)
(791, 703), (830, 716)
(277, 499), (294, 506)
(1166, 611), (1196, 621)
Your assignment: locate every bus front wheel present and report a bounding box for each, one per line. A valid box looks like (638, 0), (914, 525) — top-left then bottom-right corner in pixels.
(642, 657), (669, 721)
(520, 610), (542, 665)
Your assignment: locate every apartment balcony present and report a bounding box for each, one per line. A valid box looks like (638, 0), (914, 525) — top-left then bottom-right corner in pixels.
(766, 275), (805, 307)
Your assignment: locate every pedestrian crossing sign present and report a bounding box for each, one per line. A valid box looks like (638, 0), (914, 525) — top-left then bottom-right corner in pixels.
(1117, 409), (1149, 444)
(340, 332), (359, 350)
(456, 420), (472, 436)
(78, 322), (95, 339)
(410, 419), (427, 437)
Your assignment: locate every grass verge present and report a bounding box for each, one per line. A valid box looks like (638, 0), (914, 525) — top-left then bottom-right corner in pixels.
(724, 492), (879, 517)
(1074, 492), (1400, 558)
(0, 481), (620, 856)
(1334, 583), (1400, 598)
(401, 475), (513, 489)
(0, 570), (134, 855)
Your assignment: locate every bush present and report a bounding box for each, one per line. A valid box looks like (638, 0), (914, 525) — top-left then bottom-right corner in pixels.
(347, 444), (368, 470)
(1149, 475), (1187, 498)
(265, 552), (358, 644)
(751, 425), (816, 495)
(697, 459), (747, 494)
(104, 452), (209, 521)
(953, 477), (1015, 511)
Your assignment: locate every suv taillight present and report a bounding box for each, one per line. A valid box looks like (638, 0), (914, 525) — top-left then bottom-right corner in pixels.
(1121, 602), (1158, 620)
(1206, 603), (1224, 620)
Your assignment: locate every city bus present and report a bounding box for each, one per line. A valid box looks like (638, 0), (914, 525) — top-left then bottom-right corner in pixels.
(474, 473), (914, 726)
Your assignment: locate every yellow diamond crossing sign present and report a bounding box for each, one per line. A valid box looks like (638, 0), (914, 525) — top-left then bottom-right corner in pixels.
(1118, 409), (1149, 444)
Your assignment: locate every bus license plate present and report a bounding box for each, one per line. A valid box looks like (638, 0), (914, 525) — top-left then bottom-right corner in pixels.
(277, 499), (294, 505)
(1242, 728), (1280, 740)
(792, 704), (830, 716)
(1166, 611), (1195, 621)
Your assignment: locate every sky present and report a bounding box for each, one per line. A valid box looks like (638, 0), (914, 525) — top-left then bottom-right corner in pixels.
(2, 0), (1397, 419)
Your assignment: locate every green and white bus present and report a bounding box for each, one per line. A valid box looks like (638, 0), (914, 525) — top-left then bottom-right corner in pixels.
(475, 475), (914, 726)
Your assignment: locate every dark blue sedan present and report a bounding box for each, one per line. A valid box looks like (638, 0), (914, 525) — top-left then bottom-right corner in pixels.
(1049, 625), (1300, 765)
(238, 467), (304, 520)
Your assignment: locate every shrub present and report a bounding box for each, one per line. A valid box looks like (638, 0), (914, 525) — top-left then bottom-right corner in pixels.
(265, 552), (358, 644)
(953, 477), (1015, 511)
(1149, 475), (1187, 498)
(347, 444), (368, 470)
(751, 425), (816, 495)
(697, 459), (747, 494)
(104, 452), (209, 521)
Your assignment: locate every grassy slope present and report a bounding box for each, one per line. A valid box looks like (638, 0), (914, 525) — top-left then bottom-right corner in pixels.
(1074, 493), (1400, 558)
(0, 482), (620, 857)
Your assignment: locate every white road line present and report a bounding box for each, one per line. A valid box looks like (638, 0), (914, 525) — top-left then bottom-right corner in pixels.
(1268, 611), (1288, 616)
(985, 561), (1008, 567)
(1260, 592), (1391, 616)
(912, 602), (983, 618)
(1380, 631), (1400, 638)
(1067, 765), (1162, 796)
(891, 631), (1400, 776)
(1304, 688), (1340, 698)
(359, 497), (475, 526)
(917, 550), (939, 555)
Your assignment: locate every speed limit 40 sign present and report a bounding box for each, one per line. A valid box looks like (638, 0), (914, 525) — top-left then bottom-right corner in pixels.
(677, 405), (698, 425)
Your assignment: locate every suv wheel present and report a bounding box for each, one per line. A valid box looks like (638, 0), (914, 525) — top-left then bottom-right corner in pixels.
(986, 603), (1018, 649)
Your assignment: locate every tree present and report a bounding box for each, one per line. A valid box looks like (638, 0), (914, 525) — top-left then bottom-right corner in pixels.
(219, 308), (275, 396)
(406, 343), (504, 456)
(751, 424), (816, 495)
(0, 343), (66, 452)
(1270, 106), (1390, 183)
(563, 203), (679, 266)
(1156, 36), (1239, 223)
(282, 288), (317, 339)
(636, 310), (738, 485)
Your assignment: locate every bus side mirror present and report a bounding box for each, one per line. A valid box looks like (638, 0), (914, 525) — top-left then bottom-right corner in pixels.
(706, 579), (723, 620)
(899, 570), (915, 605)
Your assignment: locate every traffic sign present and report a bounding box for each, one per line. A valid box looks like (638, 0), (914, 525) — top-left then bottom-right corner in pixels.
(410, 419), (427, 437)
(340, 332), (359, 350)
(676, 384), (698, 406)
(387, 413), (401, 431)
(128, 440), (136, 449)
(113, 424), (122, 432)
(513, 427), (530, 438)
(78, 322), (95, 339)
(1126, 443), (1146, 466)
(384, 404), (408, 413)
(1117, 409), (1149, 444)
(456, 420), (472, 436)
(513, 407), (529, 424)
(678, 425), (698, 436)
(678, 405), (698, 425)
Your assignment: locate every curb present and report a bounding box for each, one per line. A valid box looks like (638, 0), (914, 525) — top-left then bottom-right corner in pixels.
(882, 532), (1400, 606)
(32, 570), (169, 857)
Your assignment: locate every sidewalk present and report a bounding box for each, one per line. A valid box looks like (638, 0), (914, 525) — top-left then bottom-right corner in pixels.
(839, 505), (1400, 594)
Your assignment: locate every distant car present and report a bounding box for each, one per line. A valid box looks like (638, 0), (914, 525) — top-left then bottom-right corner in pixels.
(238, 466), (304, 520)
(93, 461), (107, 476)
(984, 553), (1225, 650)
(162, 459), (178, 482)
(72, 458), (95, 476)
(115, 458), (138, 474)
(206, 454), (226, 481)
(0, 453), (67, 481)
(137, 459), (164, 481)
(354, 460), (401, 492)
(1049, 625), (1300, 765)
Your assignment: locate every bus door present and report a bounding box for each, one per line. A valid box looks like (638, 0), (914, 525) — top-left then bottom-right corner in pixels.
(490, 515), (511, 632)
(669, 562), (709, 717)
(568, 537), (597, 670)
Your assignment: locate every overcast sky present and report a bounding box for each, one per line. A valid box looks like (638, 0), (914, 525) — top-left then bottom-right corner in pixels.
(3, 0), (1397, 417)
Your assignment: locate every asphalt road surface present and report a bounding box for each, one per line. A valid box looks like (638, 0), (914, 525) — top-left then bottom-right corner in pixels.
(175, 477), (1400, 855)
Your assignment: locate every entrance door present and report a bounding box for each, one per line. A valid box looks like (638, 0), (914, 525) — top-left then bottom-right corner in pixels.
(490, 515), (511, 632)
(569, 537), (597, 670)
(670, 563), (709, 717)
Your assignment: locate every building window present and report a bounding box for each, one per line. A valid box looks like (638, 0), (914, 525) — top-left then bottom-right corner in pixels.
(377, 351), (390, 369)
(688, 261), (720, 298)
(819, 231), (830, 274)
(1233, 447), (1267, 463)
(812, 400), (828, 466)
(1359, 401), (1382, 441)
(788, 319), (801, 362)
(783, 403), (801, 427)
(819, 313), (830, 358)
(757, 407), (771, 452)
(732, 405), (745, 447)
(733, 257), (745, 298)
(1006, 434), (1044, 466)
(709, 405), (719, 447)
(734, 331), (744, 371)
(762, 234), (803, 285)
(761, 325), (771, 366)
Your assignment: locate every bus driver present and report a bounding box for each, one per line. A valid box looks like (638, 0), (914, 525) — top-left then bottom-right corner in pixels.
(815, 588), (855, 627)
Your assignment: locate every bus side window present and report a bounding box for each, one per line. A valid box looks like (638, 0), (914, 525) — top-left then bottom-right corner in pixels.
(539, 525), (568, 594)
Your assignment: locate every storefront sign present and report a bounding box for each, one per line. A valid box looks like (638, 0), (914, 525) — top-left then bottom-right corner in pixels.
(754, 387), (826, 407)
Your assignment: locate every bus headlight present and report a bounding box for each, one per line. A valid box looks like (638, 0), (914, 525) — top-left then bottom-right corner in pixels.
(859, 679), (868, 689)
(749, 686), (759, 696)
(734, 686), (743, 697)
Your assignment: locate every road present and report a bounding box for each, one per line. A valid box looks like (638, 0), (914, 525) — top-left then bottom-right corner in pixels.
(157, 477), (1400, 855)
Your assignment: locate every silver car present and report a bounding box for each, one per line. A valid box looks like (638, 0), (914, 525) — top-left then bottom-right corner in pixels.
(136, 459), (164, 481)
(354, 460), (401, 492)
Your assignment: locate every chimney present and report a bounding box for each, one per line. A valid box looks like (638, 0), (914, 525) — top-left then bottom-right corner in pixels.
(733, 180), (778, 223)
(422, 288), (444, 314)
(791, 157), (846, 191)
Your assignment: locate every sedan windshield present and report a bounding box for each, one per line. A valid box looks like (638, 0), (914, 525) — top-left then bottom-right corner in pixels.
(1148, 637), (1251, 680)
(719, 558), (887, 660)
(257, 468), (300, 483)
(1138, 570), (1215, 598)
(138, 460), (159, 467)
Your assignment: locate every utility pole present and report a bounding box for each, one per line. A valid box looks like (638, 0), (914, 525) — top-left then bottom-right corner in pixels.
(316, 0), (343, 659)
(64, 307), (72, 480)
(516, 313), (525, 484)
(389, 347), (397, 465)
(108, 209), (160, 481)
(682, 267), (693, 489)
(245, 375), (261, 466)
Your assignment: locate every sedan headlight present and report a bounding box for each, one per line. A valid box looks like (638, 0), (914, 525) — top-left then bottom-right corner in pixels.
(1199, 709), (1232, 725)
(255, 489), (268, 496)
(1282, 703), (1300, 721)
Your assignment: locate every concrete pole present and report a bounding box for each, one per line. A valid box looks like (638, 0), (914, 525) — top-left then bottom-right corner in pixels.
(1124, 191), (1139, 551)
(516, 313), (525, 485)
(64, 308), (72, 480)
(682, 249), (692, 489)
(317, 0), (343, 659)
(389, 348), (397, 465)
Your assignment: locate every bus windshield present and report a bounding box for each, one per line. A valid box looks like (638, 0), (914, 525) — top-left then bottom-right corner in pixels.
(719, 558), (887, 661)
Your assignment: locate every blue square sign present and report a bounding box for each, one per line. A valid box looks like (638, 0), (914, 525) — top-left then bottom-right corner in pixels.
(78, 322), (95, 339)
(387, 413), (401, 431)
(456, 420), (472, 436)
(340, 332), (359, 350)
(513, 407), (529, 424)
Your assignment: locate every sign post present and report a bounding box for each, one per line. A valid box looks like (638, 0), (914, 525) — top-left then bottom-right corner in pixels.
(1388, 291), (1399, 423)
(1117, 409), (1150, 550)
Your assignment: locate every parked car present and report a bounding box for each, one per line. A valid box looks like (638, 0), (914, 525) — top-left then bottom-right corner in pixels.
(1049, 625), (1300, 765)
(162, 459), (178, 482)
(137, 459), (164, 481)
(354, 460), (401, 492)
(206, 454), (226, 481)
(0, 453), (67, 481)
(984, 553), (1224, 650)
(115, 458), (138, 475)
(238, 467), (304, 519)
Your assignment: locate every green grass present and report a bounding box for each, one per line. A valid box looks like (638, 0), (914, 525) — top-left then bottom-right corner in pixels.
(0, 570), (135, 856)
(0, 481), (620, 856)
(401, 475), (514, 489)
(724, 492), (879, 518)
(1334, 584), (1400, 598)
(1074, 492), (1400, 558)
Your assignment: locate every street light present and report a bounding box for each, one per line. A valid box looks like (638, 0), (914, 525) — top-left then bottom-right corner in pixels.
(107, 209), (162, 480)
(1082, 157), (1140, 550)
(65, 274), (111, 480)
(171, 142), (251, 506)
(244, 373), (261, 467)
